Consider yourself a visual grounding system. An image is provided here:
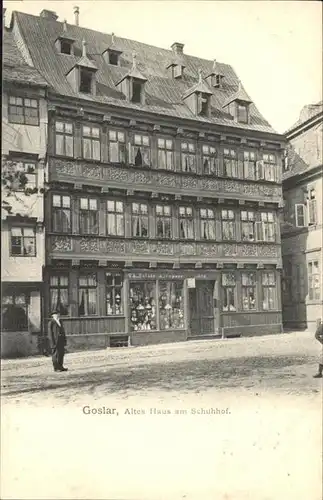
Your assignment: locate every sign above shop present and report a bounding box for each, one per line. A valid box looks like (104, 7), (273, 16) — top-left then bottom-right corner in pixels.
(187, 278), (196, 288)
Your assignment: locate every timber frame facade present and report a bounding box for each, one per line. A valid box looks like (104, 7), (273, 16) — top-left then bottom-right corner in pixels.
(10, 8), (285, 349)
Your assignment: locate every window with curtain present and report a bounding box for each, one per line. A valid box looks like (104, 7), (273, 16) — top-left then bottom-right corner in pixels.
(221, 209), (236, 240)
(222, 273), (236, 311)
(308, 261), (320, 300)
(129, 281), (157, 331)
(108, 130), (126, 163)
(159, 281), (185, 330)
(179, 206), (194, 239)
(241, 210), (255, 241)
(132, 203), (148, 237)
(202, 145), (218, 175)
(78, 274), (97, 316)
(52, 194), (71, 233)
(243, 151), (256, 180)
(133, 134), (150, 167)
(107, 200), (124, 236)
(242, 273), (256, 310)
(262, 272), (277, 310)
(106, 273), (123, 315)
(82, 125), (100, 160)
(8, 96), (39, 125)
(55, 121), (74, 157)
(79, 197), (99, 234)
(181, 142), (196, 173)
(156, 205), (172, 238)
(200, 208), (216, 240)
(2, 294), (28, 331)
(10, 227), (36, 256)
(308, 189), (317, 226)
(223, 148), (238, 178)
(262, 153), (277, 182)
(49, 276), (69, 315)
(257, 212), (275, 242)
(237, 104), (248, 123)
(157, 138), (174, 170)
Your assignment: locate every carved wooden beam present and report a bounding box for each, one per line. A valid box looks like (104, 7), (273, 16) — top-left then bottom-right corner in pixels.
(195, 262), (202, 269)
(72, 259), (80, 267)
(216, 262), (224, 269)
(257, 262), (264, 269)
(124, 260), (133, 267)
(238, 199), (246, 205)
(176, 127), (184, 136)
(149, 262), (157, 268)
(103, 114), (112, 123)
(99, 260), (107, 267)
(153, 124), (161, 132)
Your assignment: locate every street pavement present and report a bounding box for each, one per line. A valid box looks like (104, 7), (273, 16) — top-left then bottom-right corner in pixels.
(1, 331), (322, 500)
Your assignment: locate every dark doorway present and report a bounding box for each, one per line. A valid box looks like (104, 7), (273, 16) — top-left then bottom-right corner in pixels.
(188, 280), (216, 336)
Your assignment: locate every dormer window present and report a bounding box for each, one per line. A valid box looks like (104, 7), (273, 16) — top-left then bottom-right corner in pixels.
(237, 103), (248, 123)
(109, 51), (119, 66)
(206, 60), (224, 88)
(61, 39), (72, 55)
(132, 79), (143, 103)
(173, 65), (184, 79)
(115, 52), (147, 104)
(198, 94), (210, 116)
(79, 69), (93, 93)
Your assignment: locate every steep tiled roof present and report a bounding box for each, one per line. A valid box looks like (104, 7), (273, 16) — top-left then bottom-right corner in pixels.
(285, 101), (323, 135)
(223, 82), (252, 108)
(14, 11), (278, 134)
(3, 28), (48, 87)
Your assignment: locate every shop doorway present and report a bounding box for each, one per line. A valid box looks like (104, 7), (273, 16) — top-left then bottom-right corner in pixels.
(188, 280), (218, 337)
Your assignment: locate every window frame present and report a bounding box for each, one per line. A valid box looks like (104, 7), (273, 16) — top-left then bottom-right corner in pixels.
(131, 202), (149, 238)
(106, 200), (124, 236)
(179, 206), (194, 240)
(181, 141), (197, 173)
(79, 197), (99, 235)
(49, 275), (69, 316)
(202, 144), (218, 175)
(241, 272), (257, 310)
(132, 133), (151, 168)
(261, 271), (277, 310)
(108, 129), (126, 164)
(157, 137), (174, 171)
(241, 210), (256, 242)
(221, 209), (236, 241)
(308, 261), (320, 301)
(156, 204), (172, 239)
(10, 226), (36, 257)
(79, 68), (93, 94)
(52, 194), (72, 233)
(78, 274), (98, 316)
(200, 208), (216, 240)
(82, 124), (101, 161)
(243, 150), (256, 180)
(106, 273), (124, 316)
(8, 96), (39, 126)
(223, 148), (238, 178)
(55, 121), (74, 157)
(221, 272), (236, 312)
(256, 212), (276, 242)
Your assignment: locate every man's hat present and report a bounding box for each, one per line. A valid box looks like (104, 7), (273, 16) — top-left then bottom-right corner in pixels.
(51, 311), (59, 316)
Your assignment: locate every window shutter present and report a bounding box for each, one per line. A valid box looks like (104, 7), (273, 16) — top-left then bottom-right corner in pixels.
(295, 204), (306, 227)
(308, 199), (317, 225)
(255, 221), (264, 241)
(256, 160), (264, 180)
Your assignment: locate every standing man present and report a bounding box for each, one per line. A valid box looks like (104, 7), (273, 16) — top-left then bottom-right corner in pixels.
(313, 319), (323, 378)
(50, 311), (68, 372)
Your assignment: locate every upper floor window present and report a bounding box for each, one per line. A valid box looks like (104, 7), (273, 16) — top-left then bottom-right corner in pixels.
(52, 194), (71, 233)
(156, 205), (172, 239)
(221, 209), (236, 240)
(82, 125), (100, 161)
(61, 40), (73, 55)
(10, 227), (36, 257)
(243, 151), (256, 180)
(80, 197), (99, 235)
(259, 153), (277, 182)
(108, 130), (126, 163)
(8, 96), (39, 126)
(200, 208), (216, 240)
(308, 261), (320, 300)
(222, 273), (236, 312)
(256, 212), (275, 242)
(55, 121), (74, 157)
(242, 272), (256, 310)
(107, 200), (124, 236)
(49, 276), (69, 316)
(157, 138), (174, 170)
(79, 68), (93, 94)
(198, 94), (210, 117)
(108, 51), (119, 66)
(179, 206), (194, 239)
(133, 134), (150, 167)
(223, 149), (238, 178)
(241, 210), (256, 241)
(237, 104), (248, 123)
(132, 203), (148, 238)
(78, 274), (97, 316)
(13, 161), (37, 190)
(181, 142), (196, 173)
(262, 272), (277, 310)
(202, 145), (218, 175)
(295, 188), (317, 228)
(106, 273), (123, 315)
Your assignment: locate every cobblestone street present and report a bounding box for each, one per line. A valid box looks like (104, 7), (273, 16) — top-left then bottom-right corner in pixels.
(1, 332), (322, 500)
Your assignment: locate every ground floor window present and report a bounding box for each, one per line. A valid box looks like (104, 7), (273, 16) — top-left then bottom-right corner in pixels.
(78, 274), (97, 316)
(242, 272), (256, 310)
(129, 282), (157, 331)
(159, 281), (185, 329)
(308, 261), (320, 300)
(222, 273), (236, 311)
(106, 273), (123, 315)
(262, 272), (277, 310)
(2, 294), (28, 331)
(50, 275), (69, 315)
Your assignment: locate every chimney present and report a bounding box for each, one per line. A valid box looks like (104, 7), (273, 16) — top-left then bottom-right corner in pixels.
(171, 42), (184, 56)
(40, 9), (58, 21)
(74, 6), (79, 26)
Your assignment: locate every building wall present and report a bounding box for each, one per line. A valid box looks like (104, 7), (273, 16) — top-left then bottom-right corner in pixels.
(1, 87), (48, 357)
(288, 122), (322, 169)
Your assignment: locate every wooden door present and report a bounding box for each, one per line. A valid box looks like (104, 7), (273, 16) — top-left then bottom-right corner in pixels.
(188, 280), (215, 336)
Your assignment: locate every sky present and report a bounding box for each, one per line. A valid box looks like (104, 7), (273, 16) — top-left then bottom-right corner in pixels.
(3, 0), (322, 133)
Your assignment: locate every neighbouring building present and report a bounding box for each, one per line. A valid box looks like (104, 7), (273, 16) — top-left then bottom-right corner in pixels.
(281, 102), (323, 331)
(1, 16), (48, 357)
(8, 7), (285, 351)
